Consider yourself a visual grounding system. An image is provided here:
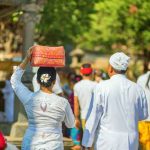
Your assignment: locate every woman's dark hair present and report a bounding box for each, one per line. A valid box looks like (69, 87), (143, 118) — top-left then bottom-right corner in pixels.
(37, 67), (56, 87)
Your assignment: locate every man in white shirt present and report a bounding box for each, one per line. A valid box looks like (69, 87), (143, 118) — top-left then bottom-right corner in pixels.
(137, 68), (150, 149)
(74, 64), (97, 130)
(82, 52), (148, 150)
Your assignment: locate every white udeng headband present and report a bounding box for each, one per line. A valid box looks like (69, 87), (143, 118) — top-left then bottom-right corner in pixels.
(40, 74), (51, 83)
(109, 52), (130, 71)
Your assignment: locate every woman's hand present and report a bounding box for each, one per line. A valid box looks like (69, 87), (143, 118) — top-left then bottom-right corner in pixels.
(19, 47), (33, 70)
(26, 47), (33, 61)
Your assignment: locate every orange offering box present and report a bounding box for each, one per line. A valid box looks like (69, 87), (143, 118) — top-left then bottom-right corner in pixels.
(30, 45), (65, 67)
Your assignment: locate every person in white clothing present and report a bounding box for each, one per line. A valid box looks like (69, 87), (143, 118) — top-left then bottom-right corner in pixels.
(137, 70), (150, 120)
(11, 48), (75, 150)
(2, 79), (14, 122)
(82, 52), (148, 150)
(137, 68), (150, 149)
(74, 63), (97, 130)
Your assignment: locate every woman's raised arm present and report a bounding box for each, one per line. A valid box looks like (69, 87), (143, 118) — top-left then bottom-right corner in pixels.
(11, 48), (33, 105)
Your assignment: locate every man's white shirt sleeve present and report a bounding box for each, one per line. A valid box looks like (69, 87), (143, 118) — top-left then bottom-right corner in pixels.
(82, 84), (104, 147)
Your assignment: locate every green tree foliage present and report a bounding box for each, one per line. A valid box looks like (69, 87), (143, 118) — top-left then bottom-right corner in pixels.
(79, 0), (150, 55)
(38, 0), (150, 71)
(37, 0), (98, 46)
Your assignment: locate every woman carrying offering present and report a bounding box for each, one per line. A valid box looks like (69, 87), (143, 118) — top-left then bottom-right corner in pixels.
(11, 48), (75, 150)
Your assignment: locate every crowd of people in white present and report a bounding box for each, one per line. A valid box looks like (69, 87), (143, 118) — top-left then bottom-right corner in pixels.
(0, 48), (149, 150)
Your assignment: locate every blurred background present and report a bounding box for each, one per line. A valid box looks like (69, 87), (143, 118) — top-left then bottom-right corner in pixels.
(0, 0), (149, 149)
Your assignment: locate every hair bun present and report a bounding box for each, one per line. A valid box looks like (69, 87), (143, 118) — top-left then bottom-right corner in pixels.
(40, 74), (51, 83)
(37, 67), (56, 88)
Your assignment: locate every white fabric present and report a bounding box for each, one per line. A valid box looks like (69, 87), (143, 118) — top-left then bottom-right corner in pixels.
(32, 73), (63, 94)
(82, 74), (148, 150)
(2, 80), (14, 122)
(6, 143), (19, 150)
(11, 67), (74, 150)
(137, 71), (150, 121)
(109, 52), (130, 71)
(74, 80), (97, 119)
